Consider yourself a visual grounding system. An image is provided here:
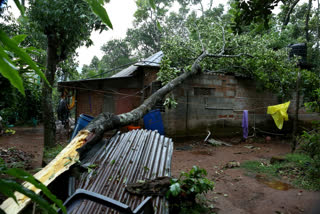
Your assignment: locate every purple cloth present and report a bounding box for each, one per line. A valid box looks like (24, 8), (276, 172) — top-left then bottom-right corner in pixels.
(242, 110), (248, 139)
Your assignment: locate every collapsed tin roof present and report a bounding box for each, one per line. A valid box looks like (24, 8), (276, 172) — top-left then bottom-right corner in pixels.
(70, 129), (173, 214)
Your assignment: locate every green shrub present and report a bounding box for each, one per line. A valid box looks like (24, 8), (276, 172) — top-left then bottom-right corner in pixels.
(167, 166), (214, 213)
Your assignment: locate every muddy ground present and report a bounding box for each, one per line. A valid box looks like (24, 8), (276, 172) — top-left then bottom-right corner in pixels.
(171, 137), (320, 214)
(1, 126), (319, 214)
(0, 126), (44, 168)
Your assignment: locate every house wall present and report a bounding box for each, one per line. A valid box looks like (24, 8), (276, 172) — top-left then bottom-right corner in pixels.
(114, 89), (142, 115)
(71, 68), (318, 137)
(74, 76), (143, 118)
(160, 73), (319, 137)
(76, 89), (104, 117)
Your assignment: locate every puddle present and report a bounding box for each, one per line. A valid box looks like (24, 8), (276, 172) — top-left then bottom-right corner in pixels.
(256, 174), (292, 191)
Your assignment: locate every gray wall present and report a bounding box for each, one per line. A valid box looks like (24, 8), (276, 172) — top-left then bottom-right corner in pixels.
(161, 73), (319, 137)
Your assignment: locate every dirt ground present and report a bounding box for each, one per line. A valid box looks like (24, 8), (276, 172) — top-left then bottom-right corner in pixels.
(171, 137), (320, 214)
(1, 126), (319, 214)
(0, 123), (70, 169)
(0, 126), (44, 168)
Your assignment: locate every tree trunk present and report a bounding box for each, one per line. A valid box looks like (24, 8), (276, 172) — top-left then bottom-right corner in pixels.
(305, 0), (312, 42)
(282, 0), (300, 29)
(291, 72), (301, 152)
(42, 34), (58, 147)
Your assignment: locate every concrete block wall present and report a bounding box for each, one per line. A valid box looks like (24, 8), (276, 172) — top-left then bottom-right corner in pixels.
(161, 73), (289, 137)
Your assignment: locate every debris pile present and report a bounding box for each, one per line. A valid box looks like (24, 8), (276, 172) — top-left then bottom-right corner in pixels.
(0, 148), (34, 170)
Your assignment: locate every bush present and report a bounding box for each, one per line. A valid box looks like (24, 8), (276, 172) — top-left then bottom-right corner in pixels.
(167, 166), (214, 213)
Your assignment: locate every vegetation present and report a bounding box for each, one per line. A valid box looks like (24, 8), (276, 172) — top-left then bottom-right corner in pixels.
(0, 0), (320, 212)
(43, 144), (64, 164)
(167, 166), (214, 213)
(0, 158), (66, 213)
(241, 153), (320, 191)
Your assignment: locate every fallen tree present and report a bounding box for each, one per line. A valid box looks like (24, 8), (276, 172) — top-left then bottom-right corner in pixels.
(0, 48), (250, 213)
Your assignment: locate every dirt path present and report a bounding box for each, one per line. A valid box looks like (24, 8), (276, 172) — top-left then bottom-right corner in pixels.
(171, 137), (320, 214)
(0, 126), (44, 168)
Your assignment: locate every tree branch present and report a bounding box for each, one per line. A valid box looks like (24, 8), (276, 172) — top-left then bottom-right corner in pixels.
(282, 0), (300, 29)
(206, 53), (253, 58)
(218, 23), (226, 55)
(194, 24), (205, 51)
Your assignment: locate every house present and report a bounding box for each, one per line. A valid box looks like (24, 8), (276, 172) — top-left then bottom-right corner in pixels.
(58, 51), (319, 137)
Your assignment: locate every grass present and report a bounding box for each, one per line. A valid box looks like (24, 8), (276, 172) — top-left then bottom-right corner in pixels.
(241, 153), (320, 191)
(43, 144), (64, 164)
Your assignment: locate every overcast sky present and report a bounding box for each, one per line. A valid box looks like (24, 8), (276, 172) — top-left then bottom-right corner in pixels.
(76, 0), (228, 68)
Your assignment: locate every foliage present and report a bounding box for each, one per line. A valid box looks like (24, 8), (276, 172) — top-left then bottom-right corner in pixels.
(0, 158), (66, 213)
(297, 88), (320, 182)
(0, 72), (42, 126)
(241, 153), (320, 190)
(28, 0), (105, 62)
(0, 29), (47, 96)
(43, 144), (64, 163)
(84, 0), (112, 29)
(299, 125), (320, 158)
(160, 8), (316, 100)
(157, 56), (180, 85)
(167, 166), (214, 213)
(57, 56), (81, 81)
(229, 0), (280, 33)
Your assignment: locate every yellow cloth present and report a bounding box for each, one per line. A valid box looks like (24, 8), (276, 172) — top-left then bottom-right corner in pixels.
(267, 101), (290, 130)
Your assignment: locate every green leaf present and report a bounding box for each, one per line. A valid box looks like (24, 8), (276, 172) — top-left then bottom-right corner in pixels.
(85, 0), (113, 29)
(156, 21), (162, 32)
(110, 159), (115, 165)
(0, 179), (57, 214)
(5, 168), (66, 214)
(0, 48), (25, 96)
(0, 30), (49, 87)
(11, 34), (27, 45)
(0, 180), (18, 203)
(169, 183), (181, 197)
(149, 0), (156, 9)
(13, 0), (25, 16)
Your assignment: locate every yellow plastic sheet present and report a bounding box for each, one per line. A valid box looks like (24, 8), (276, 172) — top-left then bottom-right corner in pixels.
(267, 101), (290, 130)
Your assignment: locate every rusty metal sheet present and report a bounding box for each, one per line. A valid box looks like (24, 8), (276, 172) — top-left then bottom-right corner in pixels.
(71, 129), (173, 214)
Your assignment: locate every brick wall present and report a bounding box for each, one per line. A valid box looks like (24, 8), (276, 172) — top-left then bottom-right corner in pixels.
(114, 89), (142, 115)
(76, 89), (104, 117)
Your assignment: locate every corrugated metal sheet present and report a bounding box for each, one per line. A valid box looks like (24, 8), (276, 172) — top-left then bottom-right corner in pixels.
(111, 65), (138, 78)
(135, 51), (163, 67)
(71, 129), (173, 214)
(111, 51), (163, 78)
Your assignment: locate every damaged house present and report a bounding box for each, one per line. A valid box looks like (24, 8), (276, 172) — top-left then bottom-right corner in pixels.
(58, 51), (318, 137)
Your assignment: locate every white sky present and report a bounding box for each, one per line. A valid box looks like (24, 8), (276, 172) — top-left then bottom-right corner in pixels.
(76, 0), (227, 68)
(7, 0), (309, 68)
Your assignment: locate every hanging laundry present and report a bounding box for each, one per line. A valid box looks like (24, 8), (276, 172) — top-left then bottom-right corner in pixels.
(242, 110), (249, 139)
(267, 101), (290, 130)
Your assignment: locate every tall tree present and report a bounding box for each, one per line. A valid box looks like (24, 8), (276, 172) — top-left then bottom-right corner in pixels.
(125, 0), (174, 58)
(28, 0), (107, 147)
(100, 39), (136, 75)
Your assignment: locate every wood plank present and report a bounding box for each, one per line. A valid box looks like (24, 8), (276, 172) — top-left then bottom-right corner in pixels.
(0, 130), (90, 214)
